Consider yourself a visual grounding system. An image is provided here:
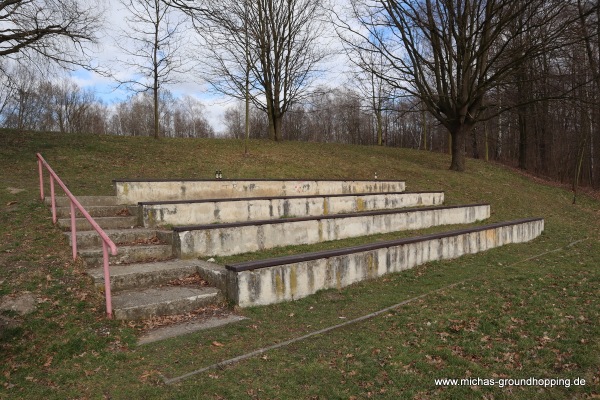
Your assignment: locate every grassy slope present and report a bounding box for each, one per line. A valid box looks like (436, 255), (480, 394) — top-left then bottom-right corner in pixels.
(0, 130), (598, 399)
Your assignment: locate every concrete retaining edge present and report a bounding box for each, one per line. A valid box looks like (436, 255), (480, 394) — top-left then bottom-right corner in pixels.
(225, 218), (544, 307)
(174, 204), (491, 258)
(139, 191), (445, 227)
(114, 179), (406, 204)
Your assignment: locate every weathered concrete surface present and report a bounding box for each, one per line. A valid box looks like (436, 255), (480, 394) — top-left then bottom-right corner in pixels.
(58, 216), (138, 231)
(137, 314), (248, 345)
(114, 179), (406, 204)
(226, 218), (544, 307)
(54, 205), (136, 219)
(139, 191), (444, 227)
(66, 228), (172, 249)
(87, 259), (202, 291)
(46, 196), (118, 207)
(196, 261), (228, 292)
(80, 244), (173, 267)
(174, 204), (490, 258)
(112, 286), (223, 320)
(0, 293), (37, 315)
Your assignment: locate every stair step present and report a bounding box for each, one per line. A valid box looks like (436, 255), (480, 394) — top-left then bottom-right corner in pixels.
(87, 259), (203, 291)
(46, 196), (118, 207)
(196, 261), (228, 292)
(112, 286), (223, 320)
(54, 205), (137, 218)
(58, 216), (138, 231)
(80, 244), (173, 267)
(66, 228), (172, 249)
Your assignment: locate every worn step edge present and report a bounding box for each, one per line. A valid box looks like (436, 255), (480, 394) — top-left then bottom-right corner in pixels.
(80, 244), (173, 267)
(196, 261), (228, 292)
(65, 228), (173, 248)
(46, 196), (119, 207)
(53, 205), (137, 219)
(58, 216), (138, 231)
(87, 260), (202, 291)
(112, 286), (223, 320)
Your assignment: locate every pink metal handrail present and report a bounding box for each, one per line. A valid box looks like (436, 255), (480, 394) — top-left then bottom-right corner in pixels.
(37, 153), (117, 319)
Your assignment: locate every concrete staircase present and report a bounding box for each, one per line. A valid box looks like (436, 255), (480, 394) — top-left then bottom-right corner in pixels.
(51, 196), (225, 320)
(47, 179), (542, 323)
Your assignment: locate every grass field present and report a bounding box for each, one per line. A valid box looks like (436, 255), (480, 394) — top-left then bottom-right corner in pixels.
(0, 130), (598, 399)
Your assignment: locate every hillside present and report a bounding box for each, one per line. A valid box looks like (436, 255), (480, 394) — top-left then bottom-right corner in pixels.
(0, 130), (598, 399)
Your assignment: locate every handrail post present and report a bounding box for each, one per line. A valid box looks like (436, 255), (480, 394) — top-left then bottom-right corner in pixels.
(51, 176), (57, 224)
(37, 153), (117, 319)
(102, 242), (113, 319)
(70, 200), (77, 260)
(38, 157), (44, 201)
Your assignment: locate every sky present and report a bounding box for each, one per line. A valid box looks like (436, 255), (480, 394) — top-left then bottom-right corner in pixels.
(69, 0), (352, 134)
(68, 0), (231, 132)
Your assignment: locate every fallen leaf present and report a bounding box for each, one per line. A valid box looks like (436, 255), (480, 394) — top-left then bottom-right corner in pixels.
(212, 341), (224, 347)
(43, 356), (53, 367)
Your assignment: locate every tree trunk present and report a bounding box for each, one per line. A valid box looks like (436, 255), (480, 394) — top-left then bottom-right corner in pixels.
(265, 101), (283, 142)
(518, 109), (527, 169)
(421, 108), (427, 150)
(449, 123), (470, 172)
(153, 88), (159, 139)
(273, 113), (282, 141)
(376, 109), (383, 146)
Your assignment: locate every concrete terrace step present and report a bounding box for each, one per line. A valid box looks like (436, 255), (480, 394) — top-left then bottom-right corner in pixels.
(173, 203), (491, 258)
(80, 244), (173, 267)
(112, 286), (223, 320)
(66, 228), (173, 249)
(225, 218), (545, 307)
(87, 259), (205, 292)
(58, 216), (138, 231)
(139, 191), (445, 227)
(114, 179), (406, 204)
(46, 195), (119, 208)
(53, 205), (136, 219)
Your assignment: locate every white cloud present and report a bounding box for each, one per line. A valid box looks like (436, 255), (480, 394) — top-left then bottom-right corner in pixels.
(69, 0), (354, 134)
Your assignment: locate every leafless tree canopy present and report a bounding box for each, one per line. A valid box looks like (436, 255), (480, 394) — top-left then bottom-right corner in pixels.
(115, 0), (189, 139)
(185, 0), (329, 141)
(339, 0), (585, 171)
(0, 0), (103, 69)
(0, 0), (599, 191)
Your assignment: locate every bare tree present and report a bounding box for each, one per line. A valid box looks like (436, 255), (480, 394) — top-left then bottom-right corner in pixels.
(187, 0), (328, 141)
(116, 0), (189, 139)
(52, 79), (99, 134)
(173, 95), (213, 138)
(339, 0), (580, 171)
(347, 47), (393, 146)
(0, 0), (103, 71)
